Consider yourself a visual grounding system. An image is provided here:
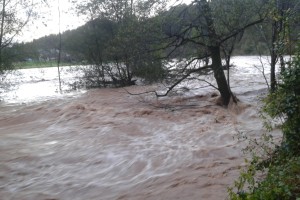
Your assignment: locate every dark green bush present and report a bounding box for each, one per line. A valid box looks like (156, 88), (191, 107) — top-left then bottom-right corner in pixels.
(252, 156), (300, 199)
(228, 39), (300, 200)
(263, 44), (300, 155)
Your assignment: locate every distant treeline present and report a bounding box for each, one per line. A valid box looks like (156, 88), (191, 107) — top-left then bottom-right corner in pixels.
(9, 3), (300, 65)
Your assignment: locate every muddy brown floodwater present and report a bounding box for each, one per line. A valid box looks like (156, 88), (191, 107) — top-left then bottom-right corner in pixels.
(0, 82), (276, 200)
(0, 56), (284, 200)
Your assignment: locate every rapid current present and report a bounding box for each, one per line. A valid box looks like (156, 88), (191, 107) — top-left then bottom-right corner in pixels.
(0, 56), (282, 200)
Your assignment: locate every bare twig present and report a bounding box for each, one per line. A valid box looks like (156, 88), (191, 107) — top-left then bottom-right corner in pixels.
(254, 50), (270, 90)
(122, 87), (159, 97)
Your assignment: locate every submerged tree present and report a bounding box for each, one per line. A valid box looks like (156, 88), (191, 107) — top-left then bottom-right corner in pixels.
(159, 0), (266, 106)
(72, 0), (167, 87)
(267, 0), (299, 91)
(251, 0), (300, 92)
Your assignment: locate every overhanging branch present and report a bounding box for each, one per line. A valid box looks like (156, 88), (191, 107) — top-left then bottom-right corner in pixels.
(220, 18), (265, 44)
(157, 65), (211, 97)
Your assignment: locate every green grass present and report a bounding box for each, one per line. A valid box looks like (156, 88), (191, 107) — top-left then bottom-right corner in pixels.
(14, 61), (76, 69)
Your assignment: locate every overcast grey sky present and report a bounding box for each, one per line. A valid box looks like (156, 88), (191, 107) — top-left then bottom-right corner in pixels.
(20, 0), (83, 42)
(20, 0), (193, 42)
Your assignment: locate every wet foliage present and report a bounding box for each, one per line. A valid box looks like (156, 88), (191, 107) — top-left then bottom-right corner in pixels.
(228, 39), (300, 200)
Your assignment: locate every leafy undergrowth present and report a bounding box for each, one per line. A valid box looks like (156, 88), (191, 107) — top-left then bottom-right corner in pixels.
(252, 156), (300, 199)
(228, 38), (300, 200)
(228, 155), (300, 200)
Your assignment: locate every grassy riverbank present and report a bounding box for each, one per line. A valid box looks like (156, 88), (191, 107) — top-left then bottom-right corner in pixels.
(14, 61), (77, 69)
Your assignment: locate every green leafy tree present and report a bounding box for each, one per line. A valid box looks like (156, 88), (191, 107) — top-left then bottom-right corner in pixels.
(73, 0), (166, 87)
(0, 0), (42, 76)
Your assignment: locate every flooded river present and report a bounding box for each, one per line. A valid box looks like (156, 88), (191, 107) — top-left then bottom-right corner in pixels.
(0, 56), (281, 200)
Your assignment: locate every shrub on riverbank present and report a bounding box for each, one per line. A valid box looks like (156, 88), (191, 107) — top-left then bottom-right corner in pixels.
(228, 41), (300, 200)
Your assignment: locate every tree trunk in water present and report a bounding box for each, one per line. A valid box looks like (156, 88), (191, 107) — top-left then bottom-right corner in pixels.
(0, 0), (6, 68)
(199, 1), (231, 106)
(210, 46), (231, 106)
(270, 18), (278, 92)
(226, 55), (231, 88)
(270, 50), (277, 92)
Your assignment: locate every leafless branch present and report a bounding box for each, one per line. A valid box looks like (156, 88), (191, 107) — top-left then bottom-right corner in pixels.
(122, 87), (159, 97)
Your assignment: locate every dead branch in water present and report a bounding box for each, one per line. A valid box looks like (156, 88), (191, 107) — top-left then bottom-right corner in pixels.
(122, 87), (216, 111)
